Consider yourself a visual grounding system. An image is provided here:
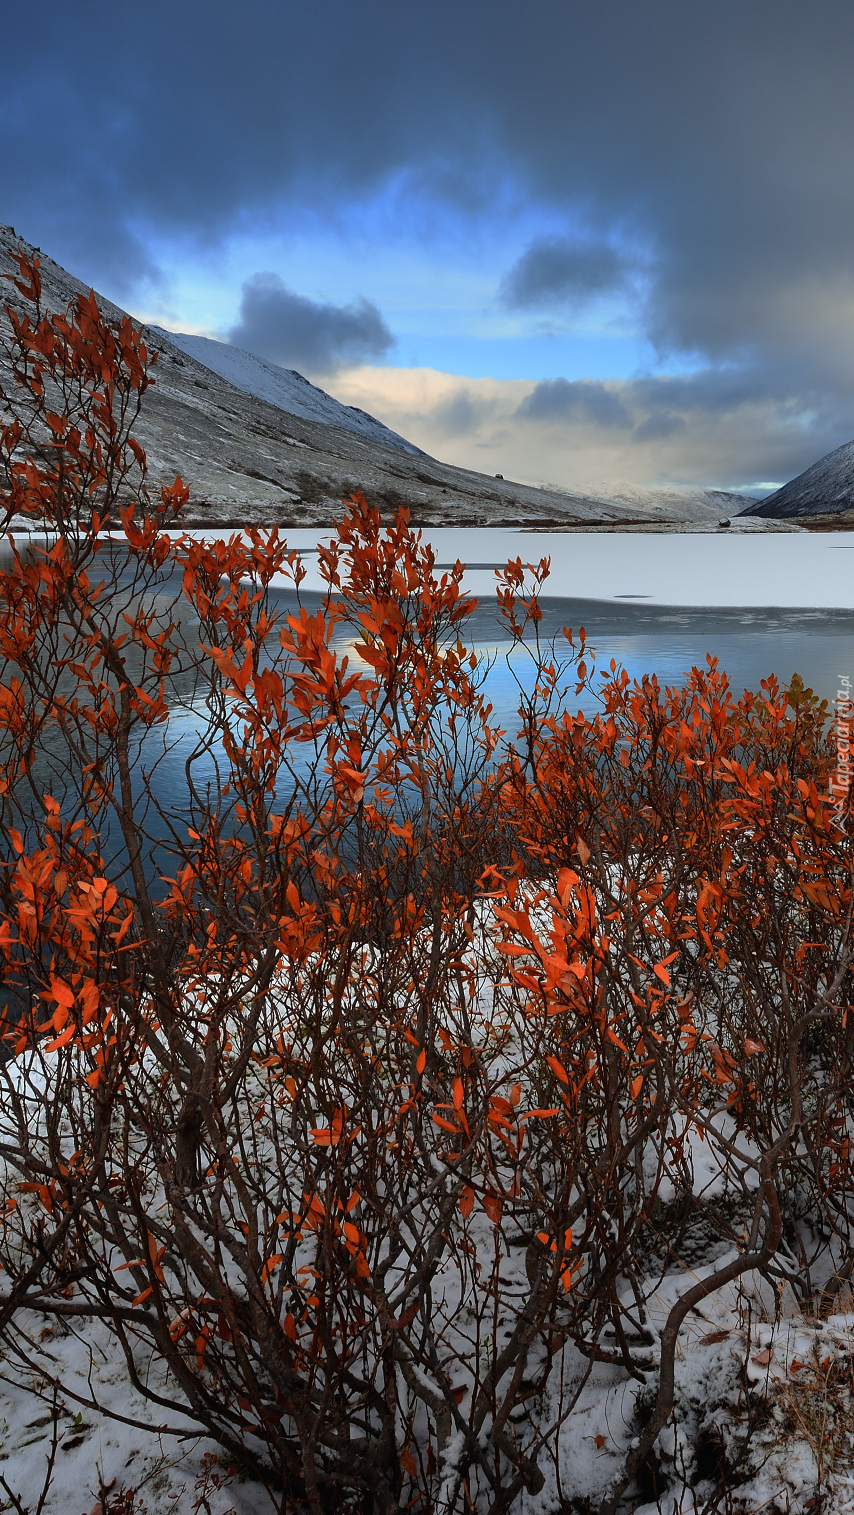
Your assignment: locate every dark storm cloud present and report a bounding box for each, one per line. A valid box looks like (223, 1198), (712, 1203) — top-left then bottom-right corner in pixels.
(518, 379), (632, 428)
(500, 238), (633, 309)
(228, 273), (393, 373)
(6, 0), (854, 461)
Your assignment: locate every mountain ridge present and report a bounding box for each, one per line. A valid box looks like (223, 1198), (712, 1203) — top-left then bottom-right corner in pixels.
(739, 438), (854, 520)
(150, 328), (424, 457)
(1, 224), (758, 530)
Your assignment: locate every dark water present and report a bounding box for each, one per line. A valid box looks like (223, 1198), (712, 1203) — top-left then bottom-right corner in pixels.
(460, 596), (853, 731)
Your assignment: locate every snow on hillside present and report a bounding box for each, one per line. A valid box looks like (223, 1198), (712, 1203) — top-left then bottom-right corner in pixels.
(581, 479), (757, 520)
(151, 330), (423, 456)
(740, 438), (854, 518)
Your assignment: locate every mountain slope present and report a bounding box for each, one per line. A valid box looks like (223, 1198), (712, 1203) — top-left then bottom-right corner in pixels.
(1, 223), (752, 530)
(152, 329), (423, 456)
(583, 480), (757, 521)
(739, 439), (854, 519)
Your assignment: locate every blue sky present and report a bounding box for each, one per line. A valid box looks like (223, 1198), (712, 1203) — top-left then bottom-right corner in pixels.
(5, 1), (854, 495)
(138, 187), (657, 380)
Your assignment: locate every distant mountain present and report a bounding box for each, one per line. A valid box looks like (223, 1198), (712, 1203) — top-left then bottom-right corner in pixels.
(581, 480), (757, 523)
(739, 440), (854, 519)
(1, 222), (752, 530)
(152, 329), (423, 456)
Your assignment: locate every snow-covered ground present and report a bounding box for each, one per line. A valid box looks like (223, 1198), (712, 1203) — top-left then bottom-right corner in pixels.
(2, 1250), (853, 1512)
(0, 1317), (277, 1514)
(150, 330), (423, 456)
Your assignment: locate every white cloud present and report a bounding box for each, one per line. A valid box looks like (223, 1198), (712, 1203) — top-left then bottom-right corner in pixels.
(328, 364), (835, 494)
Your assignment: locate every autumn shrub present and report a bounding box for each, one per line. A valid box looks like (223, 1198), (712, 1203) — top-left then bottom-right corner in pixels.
(0, 251), (852, 1515)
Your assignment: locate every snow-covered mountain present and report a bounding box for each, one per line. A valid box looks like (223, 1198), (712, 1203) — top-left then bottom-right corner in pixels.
(581, 480), (757, 523)
(740, 439), (854, 519)
(1, 222), (766, 531)
(151, 329), (422, 456)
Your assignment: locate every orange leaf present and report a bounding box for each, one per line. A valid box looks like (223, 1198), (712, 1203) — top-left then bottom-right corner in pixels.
(432, 1114), (459, 1134)
(606, 1028), (629, 1053)
(44, 1025), (75, 1052)
(482, 1193), (503, 1225)
(546, 1056), (570, 1085)
(459, 1186), (475, 1219)
(311, 1108), (345, 1146)
(49, 978), (75, 1009)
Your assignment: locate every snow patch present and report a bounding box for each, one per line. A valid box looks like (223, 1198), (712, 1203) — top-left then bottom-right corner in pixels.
(150, 330), (423, 457)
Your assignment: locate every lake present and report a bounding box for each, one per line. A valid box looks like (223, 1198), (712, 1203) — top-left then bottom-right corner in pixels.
(2, 526), (851, 869)
(4, 525), (852, 762)
(276, 527), (854, 726)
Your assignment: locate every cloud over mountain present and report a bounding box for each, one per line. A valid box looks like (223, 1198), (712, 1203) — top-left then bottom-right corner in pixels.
(517, 378), (632, 428)
(328, 356), (845, 497)
(227, 273), (393, 374)
(6, 0), (854, 489)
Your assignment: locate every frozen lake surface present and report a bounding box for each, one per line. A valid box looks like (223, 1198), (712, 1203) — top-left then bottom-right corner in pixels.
(276, 528), (853, 719)
(4, 526), (851, 744)
(281, 526), (854, 607)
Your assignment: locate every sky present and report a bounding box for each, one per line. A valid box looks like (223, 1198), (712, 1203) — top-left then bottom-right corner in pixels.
(4, 0), (854, 497)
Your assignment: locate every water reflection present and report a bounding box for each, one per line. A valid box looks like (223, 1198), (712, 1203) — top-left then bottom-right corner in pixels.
(2, 537), (851, 825)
